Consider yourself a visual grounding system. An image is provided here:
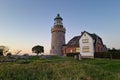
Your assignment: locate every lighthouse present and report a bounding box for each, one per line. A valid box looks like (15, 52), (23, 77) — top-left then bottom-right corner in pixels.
(50, 14), (66, 55)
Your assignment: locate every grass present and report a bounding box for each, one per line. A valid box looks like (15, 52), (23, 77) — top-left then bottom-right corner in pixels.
(0, 56), (120, 80)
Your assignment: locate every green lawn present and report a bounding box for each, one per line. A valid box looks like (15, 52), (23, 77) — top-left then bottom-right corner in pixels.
(0, 56), (120, 80)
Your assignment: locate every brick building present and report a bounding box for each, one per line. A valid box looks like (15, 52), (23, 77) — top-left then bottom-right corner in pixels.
(62, 36), (80, 54)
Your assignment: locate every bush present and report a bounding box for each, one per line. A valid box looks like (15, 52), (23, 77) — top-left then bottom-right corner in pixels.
(109, 52), (120, 59)
(94, 52), (120, 59)
(7, 53), (12, 57)
(66, 53), (80, 57)
(94, 52), (109, 58)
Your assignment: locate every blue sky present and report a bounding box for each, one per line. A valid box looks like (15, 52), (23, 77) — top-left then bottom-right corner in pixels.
(0, 0), (120, 54)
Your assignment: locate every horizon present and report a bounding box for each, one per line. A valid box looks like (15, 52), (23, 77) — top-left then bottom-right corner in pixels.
(0, 0), (120, 54)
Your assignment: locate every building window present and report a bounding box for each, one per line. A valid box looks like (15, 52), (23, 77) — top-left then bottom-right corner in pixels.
(76, 48), (80, 52)
(82, 39), (89, 43)
(70, 50), (73, 53)
(82, 46), (90, 53)
(84, 34), (86, 36)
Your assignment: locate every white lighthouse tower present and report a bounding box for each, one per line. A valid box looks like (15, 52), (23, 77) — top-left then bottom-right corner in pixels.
(50, 14), (66, 55)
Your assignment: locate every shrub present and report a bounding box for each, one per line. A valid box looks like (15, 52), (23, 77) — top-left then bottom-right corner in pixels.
(94, 52), (109, 58)
(7, 53), (12, 57)
(66, 53), (80, 57)
(109, 52), (120, 59)
(94, 52), (120, 59)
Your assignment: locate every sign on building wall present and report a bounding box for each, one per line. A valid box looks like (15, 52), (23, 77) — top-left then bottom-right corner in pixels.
(82, 39), (89, 43)
(82, 46), (90, 53)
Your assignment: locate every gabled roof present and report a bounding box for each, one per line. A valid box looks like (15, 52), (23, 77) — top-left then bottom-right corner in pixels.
(81, 31), (103, 45)
(67, 36), (81, 47)
(65, 31), (104, 47)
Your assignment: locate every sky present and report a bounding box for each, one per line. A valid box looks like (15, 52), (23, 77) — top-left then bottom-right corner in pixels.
(0, 0), (120, 55)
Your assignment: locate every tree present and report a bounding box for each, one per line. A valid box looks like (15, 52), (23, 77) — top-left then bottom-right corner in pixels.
(0, 46), (9, 56)
(7, 52), (12, 56)
(32, 45), (44, 56)
(0, 49), (3, 56)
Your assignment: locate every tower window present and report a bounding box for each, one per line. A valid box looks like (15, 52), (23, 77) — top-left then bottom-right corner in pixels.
(52, 46), (54, 49)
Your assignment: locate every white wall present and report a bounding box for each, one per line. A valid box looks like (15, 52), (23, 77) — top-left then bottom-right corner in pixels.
(79, 32), (94, 58)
